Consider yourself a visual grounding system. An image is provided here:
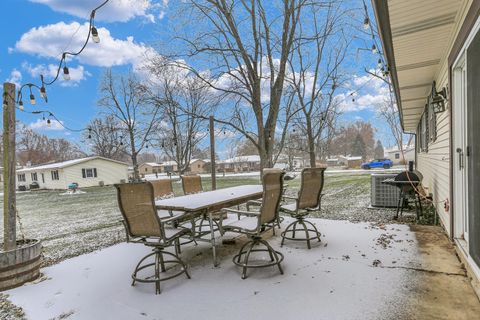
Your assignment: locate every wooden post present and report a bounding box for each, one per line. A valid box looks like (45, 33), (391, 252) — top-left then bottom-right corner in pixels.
(209, 116), (216, 190)
(3, 82), (16, 251)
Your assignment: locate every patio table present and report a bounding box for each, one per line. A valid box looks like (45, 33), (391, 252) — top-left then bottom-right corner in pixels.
(155, 185), (263, 266)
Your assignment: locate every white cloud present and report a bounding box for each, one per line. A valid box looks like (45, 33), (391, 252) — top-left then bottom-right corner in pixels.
(29, 118), (65, 131)
(29, 0), (159, 23)
(6, 69), (22, 88)
(15, 22), (152, 68)
(22, 62), (90, 86)
(336, 72), (390, 113)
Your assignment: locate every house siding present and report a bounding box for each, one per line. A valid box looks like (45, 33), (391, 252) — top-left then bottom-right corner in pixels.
(415, 1), (475, 237)
(16, 158), (128, 190)
(64, 159), (128, 188)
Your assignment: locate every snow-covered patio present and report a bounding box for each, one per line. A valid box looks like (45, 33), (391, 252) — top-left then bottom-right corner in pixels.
(5, 218), (480, 320)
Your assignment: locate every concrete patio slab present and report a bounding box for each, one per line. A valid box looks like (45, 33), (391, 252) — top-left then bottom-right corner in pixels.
(4, 218), (480, 320)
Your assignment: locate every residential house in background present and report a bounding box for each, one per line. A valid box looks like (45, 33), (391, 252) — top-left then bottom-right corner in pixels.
(373, 0), (480, 297)
(138, 162), (163, 176)
(16, 156), (128, 190)
(384, 145), (415, 165)
(188, 159), (210, 174)
(159, 160), (178, 174)
(217, 155), (261, 173)
(338, 155), (363, 168)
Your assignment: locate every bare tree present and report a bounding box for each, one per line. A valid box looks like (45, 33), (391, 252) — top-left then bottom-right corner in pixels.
(287, 2), (349, 167)
(83, 115), (127, 161)
(167, 0), (312, 169)
(17, 124), (84, 165)
(147, 63), (212, 174)
(98, 69), (161, 180)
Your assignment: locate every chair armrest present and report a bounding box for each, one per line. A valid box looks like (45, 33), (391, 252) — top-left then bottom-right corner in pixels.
(246, 200), (262, 210)
(282, 195), (298, 200)
(223, 208), (261, 217)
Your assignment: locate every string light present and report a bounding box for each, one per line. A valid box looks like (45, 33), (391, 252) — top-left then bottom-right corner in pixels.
(46, 118), (51, 127)
(363, 17), (370, 30)
(14, 0), (109, 107)
(29, 94), (36, 105)
(63, 66), (71, 81)
(91, 26), (100, 43)
(18, 100), (24, 111)
(372, 44), (378, 54)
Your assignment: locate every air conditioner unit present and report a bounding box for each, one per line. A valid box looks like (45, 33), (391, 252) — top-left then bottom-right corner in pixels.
(371, 173), (399, 208)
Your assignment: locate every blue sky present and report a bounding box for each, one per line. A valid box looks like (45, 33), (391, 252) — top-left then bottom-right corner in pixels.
(1, 0), (396, 159)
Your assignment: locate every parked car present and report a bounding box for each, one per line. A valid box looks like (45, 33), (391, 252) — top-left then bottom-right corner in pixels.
(361, 159), (393, 169)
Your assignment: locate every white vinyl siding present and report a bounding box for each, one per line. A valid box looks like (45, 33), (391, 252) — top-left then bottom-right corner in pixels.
(417, 75), (450, 232)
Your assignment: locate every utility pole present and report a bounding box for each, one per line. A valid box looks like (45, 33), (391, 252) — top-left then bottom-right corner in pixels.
(3, 82), (16, 251)
(209, 116), (216, 190)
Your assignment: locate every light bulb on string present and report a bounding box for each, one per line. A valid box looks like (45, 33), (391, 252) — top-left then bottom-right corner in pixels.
(372, 44), (378, 54)
(91, 26), (100, 43)
(30, 93), (36, 105)
(63, 66), (70, 81)
(19, 100), (24, 111)
(363, 17), (370, 30)
(377, 59), (382, 68)
(46, 118), (51, 127)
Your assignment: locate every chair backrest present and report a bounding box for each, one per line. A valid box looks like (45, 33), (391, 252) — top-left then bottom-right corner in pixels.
(181, 175), (203, 195)
(115, 182), (162, 238)
(150, 179), (174, 199)
(297, 166), (326, 210)
(260, 168), (285, 225)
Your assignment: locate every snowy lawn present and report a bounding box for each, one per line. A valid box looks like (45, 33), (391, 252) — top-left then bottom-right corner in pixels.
(4, 218), (418, 320)
(0, 173), (403, 267)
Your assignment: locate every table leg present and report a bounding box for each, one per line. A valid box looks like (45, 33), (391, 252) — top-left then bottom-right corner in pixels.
(208, 211), (218, 267)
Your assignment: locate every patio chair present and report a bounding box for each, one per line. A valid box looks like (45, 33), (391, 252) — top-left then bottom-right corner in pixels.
(280, 166), (326, 249)
(115, 182), (191, 294)
(150, 179), (184, 220)
(151, 179), (175, 200)
(221, 169), (285, 279)
(181, 175), (203, 195)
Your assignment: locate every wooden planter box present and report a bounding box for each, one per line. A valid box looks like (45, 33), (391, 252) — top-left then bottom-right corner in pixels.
(0, 239), (42, 291)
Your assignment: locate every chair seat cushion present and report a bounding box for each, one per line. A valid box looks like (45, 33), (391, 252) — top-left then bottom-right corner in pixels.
(280, 203), (297, 212)
(157, 210), (186, 220)
(223, 216), (259, 233)
(163, 225), (191, 242)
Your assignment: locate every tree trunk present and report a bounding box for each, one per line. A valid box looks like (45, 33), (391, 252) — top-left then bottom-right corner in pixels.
(306, 118), (316, 168)
(129, 130), (139, 181)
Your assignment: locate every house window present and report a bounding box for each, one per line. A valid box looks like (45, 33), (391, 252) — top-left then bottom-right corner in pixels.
(145, 168), (148, 172)
(428, 103), (437, 142)
(51, 170), (59, 180)
(18, 174), (26, 182)
(418, 105), (429, 153)
(395, 153), (400, 159)
(31, 172), (38, 181)
(82, 168), (98, 178)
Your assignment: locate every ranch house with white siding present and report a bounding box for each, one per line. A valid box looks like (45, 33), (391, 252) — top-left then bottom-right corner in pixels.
(16, 156), (129, 190)
(373, 0), (480, 297)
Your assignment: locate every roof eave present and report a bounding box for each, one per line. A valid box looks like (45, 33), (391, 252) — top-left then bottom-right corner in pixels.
(371, 0), (409, 133)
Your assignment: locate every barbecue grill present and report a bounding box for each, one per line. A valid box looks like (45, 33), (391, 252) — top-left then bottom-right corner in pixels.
(382, 170), (423, 219)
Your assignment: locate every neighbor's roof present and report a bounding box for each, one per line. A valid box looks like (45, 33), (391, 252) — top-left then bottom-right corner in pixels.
(189, 158), (210, 164)
(141, 162), (162, 167)
(17, 156), (128, 173)
(220, 155), (261, 163)
(160, 161), (177, 166)
(339, 156), (362, 161)
(372, 0), (465, 131)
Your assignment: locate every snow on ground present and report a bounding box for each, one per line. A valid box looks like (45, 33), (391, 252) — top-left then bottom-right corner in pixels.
(5, 218), (418, 320)
(143, 166), (404, 181)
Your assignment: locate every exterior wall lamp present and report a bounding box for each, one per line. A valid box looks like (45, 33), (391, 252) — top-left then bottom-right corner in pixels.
(430, 81), (447, 114)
